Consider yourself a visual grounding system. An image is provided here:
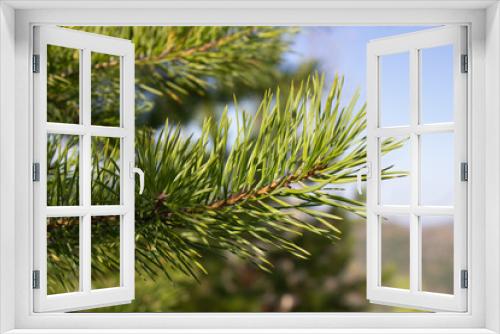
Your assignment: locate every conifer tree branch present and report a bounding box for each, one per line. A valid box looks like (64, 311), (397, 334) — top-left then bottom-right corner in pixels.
(94, 27), (262, 69)
(46, 73), (407, 287)
(46, 26), (294, 121)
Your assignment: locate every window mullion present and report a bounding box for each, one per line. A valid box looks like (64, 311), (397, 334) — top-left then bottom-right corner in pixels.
(80, 48), (92, 293)
(409, 47), (420, 293)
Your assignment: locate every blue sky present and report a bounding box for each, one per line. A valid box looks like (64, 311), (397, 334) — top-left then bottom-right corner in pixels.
(282, 26), (454, 213)
(284, 26), (433, 105)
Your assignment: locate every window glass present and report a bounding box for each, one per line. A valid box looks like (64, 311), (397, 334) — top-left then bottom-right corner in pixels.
(91, 215), (121, 289)
(47, 217), (80, 294)
(379, 52), (410, 127)
(379, 137), (411, 206)
(47, 134), (80, 206)
(47, 45), (80, 124)
(91, 137), (121, 205)
(420, 45), (454, 124)
(421, 216), (454, 294)
(420, 132), (454, 206)
(91, 52), (121, 127)
(381, 215), (410, 289)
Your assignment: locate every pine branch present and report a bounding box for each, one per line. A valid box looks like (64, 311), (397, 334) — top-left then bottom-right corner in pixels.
(94, 27), (262, 69)
(46, 26), (295, 125)
(130, 73), (406, 279)
(153, 162), (328, 216)
(46, 74), (407, 289)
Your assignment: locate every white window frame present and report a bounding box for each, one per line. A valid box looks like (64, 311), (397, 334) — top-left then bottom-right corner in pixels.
(0, 1), (499, 333)
(32, 26), (136, 312)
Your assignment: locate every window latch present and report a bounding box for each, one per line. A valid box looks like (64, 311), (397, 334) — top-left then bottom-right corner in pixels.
(130, 162), (145, 195)
(356, 162), (371, 195)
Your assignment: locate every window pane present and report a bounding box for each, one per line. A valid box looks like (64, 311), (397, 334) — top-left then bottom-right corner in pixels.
(91, 216), (120, 289)
(91, 52), (121, 127)
(91, 137), (121, 205)
(420, 45), (454, 124)
(421, 216), (454, 294)
(47, 217), (80, 294)
(420, 132), (454, 206)
(381, 215), (410, 289)
(379, 52), (410, 127)
(47, 134), (79, 206)
(47, 45), (80, 124)
(379, 137), (411, 205)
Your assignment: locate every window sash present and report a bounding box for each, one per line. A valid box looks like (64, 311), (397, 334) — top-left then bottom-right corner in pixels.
(366, 25), (468, 312)
(32, 26), (135, 313)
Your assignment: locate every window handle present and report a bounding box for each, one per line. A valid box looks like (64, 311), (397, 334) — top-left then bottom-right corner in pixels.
(130, 162), (145, 195)
(356, 163), (371, 195)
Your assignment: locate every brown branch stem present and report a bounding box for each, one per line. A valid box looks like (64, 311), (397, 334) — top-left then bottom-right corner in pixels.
(204, 163), (327, 211)
(46, 162), (329, 230)
(156, 163), (329, 220)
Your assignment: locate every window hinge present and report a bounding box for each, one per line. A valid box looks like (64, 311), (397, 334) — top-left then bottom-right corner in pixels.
(460, 162), (468, 182)
(461, 269), (468, 289)
(32, 270), (40, 289)
(32, 54), (40, 73)
(461, 54), (468, 73)
(32, 162), (40, 182)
